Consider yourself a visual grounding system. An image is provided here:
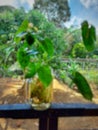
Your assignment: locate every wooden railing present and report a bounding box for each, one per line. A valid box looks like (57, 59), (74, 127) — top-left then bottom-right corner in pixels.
(62, 58), (98, 70)
(0, 103), (98, 130)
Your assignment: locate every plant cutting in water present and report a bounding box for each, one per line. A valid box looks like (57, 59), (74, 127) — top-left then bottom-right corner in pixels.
(15, 20), (54, 110)
(15, 20), (96, 109)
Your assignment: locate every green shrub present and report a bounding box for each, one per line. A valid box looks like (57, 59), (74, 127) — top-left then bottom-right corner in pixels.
(71, 42), (88, 58)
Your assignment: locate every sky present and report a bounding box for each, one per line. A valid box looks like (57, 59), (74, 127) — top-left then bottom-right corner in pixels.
(66, 0), (98, 32)
(0, 0), (34, 10)
(0, 0), (97, 31)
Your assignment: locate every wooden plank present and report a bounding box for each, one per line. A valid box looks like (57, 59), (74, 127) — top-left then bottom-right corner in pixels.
(48, 117), (58, 130)
(50, 103), (98, 117)
(0, 103), (98, 119)
(0, 103), (49, 119)
(39, 117), (49, 130)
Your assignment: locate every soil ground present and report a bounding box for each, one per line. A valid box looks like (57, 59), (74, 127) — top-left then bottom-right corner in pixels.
(0, 78), (98, 130)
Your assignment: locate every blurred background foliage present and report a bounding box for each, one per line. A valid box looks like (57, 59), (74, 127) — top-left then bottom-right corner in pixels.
(0, 5), (98, 88)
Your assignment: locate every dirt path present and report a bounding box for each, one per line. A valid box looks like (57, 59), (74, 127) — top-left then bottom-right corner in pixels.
(0, 78), (98, 130)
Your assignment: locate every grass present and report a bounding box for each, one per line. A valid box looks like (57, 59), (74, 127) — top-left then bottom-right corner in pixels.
(79, 69), (98, 85)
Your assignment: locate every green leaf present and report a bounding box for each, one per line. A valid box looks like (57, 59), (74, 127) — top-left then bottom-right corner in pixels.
(15, 20), (28, 42)
(81, 21), (96, 52)
(90, 25), (96, 41)
(41, 38), (54, 57)
(89, 26), (96, 47)
(38, 65), (53, 88)
(71, 71), (93, 100)
(16, 32), (27, 38)
(25, 62), (40, 78)
(16, 20), (29, 35)
(17, 46), (30, 69)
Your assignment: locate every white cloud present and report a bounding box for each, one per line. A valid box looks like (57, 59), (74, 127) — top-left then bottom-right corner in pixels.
(18, 0), (34, 8)
(0, 0), (15, 6)
(0, 0), (34, 9)
(27, 0), (34, 7)
(80, 0), (98, 8)
(64, 16), (82, 28)
(96, 27), (98, 34)
(68, 0), (70, 1)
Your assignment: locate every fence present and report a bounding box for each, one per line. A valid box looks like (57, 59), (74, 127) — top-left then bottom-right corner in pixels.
(62, 58), (98, 70)
(0, 103), (98, 130)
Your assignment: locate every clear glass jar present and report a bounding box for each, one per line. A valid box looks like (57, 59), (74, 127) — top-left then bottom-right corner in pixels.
(25, 77), (53, 110)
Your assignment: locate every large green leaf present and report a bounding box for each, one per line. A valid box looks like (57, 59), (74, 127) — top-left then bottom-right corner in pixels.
(15, 20), (29, 42)
(41, 38), (54, 57)
(25, 62), (40, 78)
(16, 20), (29, 35)
(89, 25), (96, 46)
(38, 65), (53, 88)
(81, 21), (96, 52)
(89, 25), (96, 41)
(17, 46), (30, 69)
(71, 71), (93, 100)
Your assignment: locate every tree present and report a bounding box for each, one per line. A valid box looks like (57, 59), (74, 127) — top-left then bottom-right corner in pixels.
(0, 5), (15, 13)
(13, 7), (26, 26)
(0, 7), (27, 76)
(63, 27), (82, 56)
(33, 0), (70, 27)
(27, 10), (67, 55)
(0, 11), (15, 41)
